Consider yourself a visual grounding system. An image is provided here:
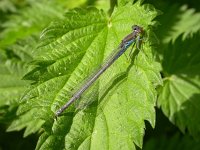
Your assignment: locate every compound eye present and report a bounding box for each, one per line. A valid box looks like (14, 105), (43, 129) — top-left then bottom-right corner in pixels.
(132, 25), (138, 31)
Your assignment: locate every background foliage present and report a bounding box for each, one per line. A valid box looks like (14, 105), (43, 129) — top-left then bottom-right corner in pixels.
(0, 0), (200, 149)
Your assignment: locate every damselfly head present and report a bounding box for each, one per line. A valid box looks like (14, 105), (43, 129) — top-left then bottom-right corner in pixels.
(132, 25), (144, 35)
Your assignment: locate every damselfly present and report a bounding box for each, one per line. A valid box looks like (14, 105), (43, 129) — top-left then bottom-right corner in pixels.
(55, 25), (144, 117)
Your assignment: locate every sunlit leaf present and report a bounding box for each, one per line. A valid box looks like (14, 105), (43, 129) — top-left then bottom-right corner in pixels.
(18, 2), (161, 150)
(156, 4), (200, 43)
(158, 33), (200, 138)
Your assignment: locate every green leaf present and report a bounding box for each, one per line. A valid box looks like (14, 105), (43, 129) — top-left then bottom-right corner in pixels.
(18, 2), (161, 149)
(0, 37), (46, 136)
(0, 50), (28, 125)
(6, 108), (45, 137)
(57, 0), (87, 9)
(0, 0), (17, 12)
(158, 33), (200, 138)
(0, 0), (64, 48)
(0, 0), (66, 137)
(156, 4), (200, 43)
(94, 0), (110, 12)
(0, 54), (28, 108)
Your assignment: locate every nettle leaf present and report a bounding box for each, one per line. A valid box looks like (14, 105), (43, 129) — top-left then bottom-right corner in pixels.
(18, 2), (161, 150)
(0, 36), (46, 136)
(6, 108), (45, 137)
(156, 4), (200, 43)
(0, 0), (64, 48)
(0, 52), (28, 108)
(158, 33), (200, 138)
(58, 0), (87, 9)
(0, 0), (17, 12)
(94, 0), (110, 12)
(0, 0), (65, 136)
(0, 50), (28, 124)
